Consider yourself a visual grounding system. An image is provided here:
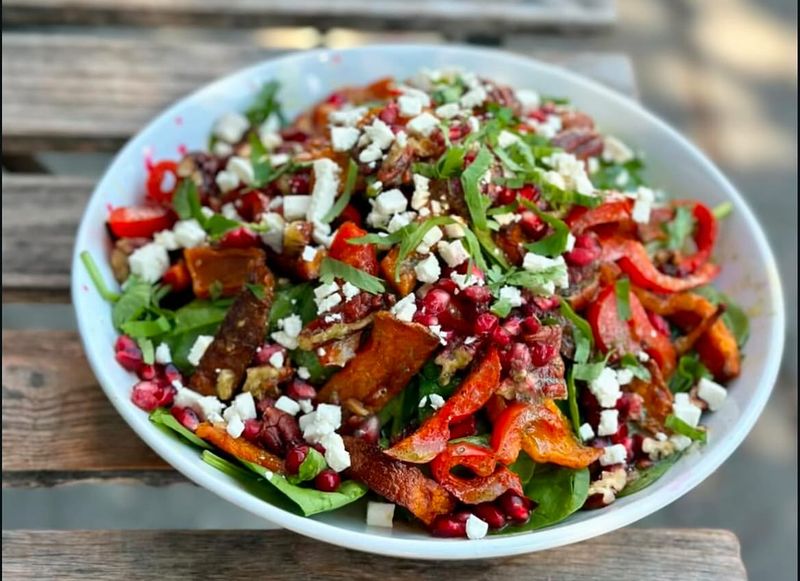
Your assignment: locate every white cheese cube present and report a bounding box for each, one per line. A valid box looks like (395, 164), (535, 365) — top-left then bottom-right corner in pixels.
(516, 89), (541, 111)
(330, 126), (360, 152)
(321, 432), (351, 472)
(578, 422), (595, 441)
(497, 130), (519, 148)
(406, 112), (440, 137)
(387, 211), (415, 233)
(599, 444), (628, 466)
(565, 233), (576, 252)
(364, 119), (395, 150)
(226, 156), (255, 186)
(128, 242), (170, 283)
(268, 351), (285, 369)
(341, 282), (360, 300)
(213, 112), (249, 143)
(173, 219), (207, 249)
(416, 226), (443, 254)
(602, 135), (635, 164)
(411, 174), (431, 210)
(233, 392), (256, 421)
(435, 103), (460, 119)
(597, 409), (620, 436)
(259, 212), (285, 252)
(375, 189), (408, 216)
(155, 343), (172, 365)
(187, 335), (214, 367)
(391, 294), (418, 322)
(275, 396), (301, 416)
(297, 367), (311, 380)
(329, 106), (367, 127)
(212, 141), (234, 157)
(632, 187), (655, 224)
(460, 86), (487, 109)
(428, 394), (445, 410)
(615, 368), (634, 386)
(398, 95), (423, 117)
(283, 195), (311, 221)
(697, 377), (727, 411)
(315, 292), (342, 315)
(444, 222), (466, 239)
(298, 399), (314, 414)
(670, 434), (693, 451)
(220, 202), (242, 221)
(673, 401), (702, 428)
(589, 367), (622, 408)
(366, 502), (396, 528)
(498, 285), (523, 307)
(358, 144), (383, 164)
(301, 245), (318, 262)
(414, 254), (441, 284)
(465, 514), (489, 540)
(467, 116), (480, 133)
(306, 159), (341, 228)
(226, 413), (245, 438)
(153, 229), (179, 251)
(437, 239), (469, 267)
(418, 395), (428, 408)
(314, 281), (340, 300)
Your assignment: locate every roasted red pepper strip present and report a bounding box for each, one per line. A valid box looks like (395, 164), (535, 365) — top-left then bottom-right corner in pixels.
(430, 442), (523, 504)
(587, 284), (676, 377)
(385, 349), (502, 463)
(328, 221), (379, 275)
(601, 236), (719, 293)
(675, 201), (717, 275)
(566, 199), (633, 234)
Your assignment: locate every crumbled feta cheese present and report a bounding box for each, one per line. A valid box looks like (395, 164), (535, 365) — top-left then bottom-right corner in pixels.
(387, 211), (415, 233)
(375, 189), (408, 216)
(391, 293), (418, 322)
(315, 292), (342, 315)
(359, 144), (383, 164)
(174, 385), (203, 410)
(656, 432), (668, 442)
(128, 242), (170, 283)
(331, 126), (360, 152)
(521, 252), (569, 291)
(631, 187), (655, 224)
(271, 314), (303, 350)
(544, 152), (595, 197)
(258, 126), (283, 151)
(599, 444), (628, 466)
(298, 399), (314, 414)
(298, 403), (342, 444)
(226, 414), (245, 438)
(435, 103), (460, 119)
(516, 89), (541, 111)
(153, 229), (179, 251)
(363, 119), (395, 150)
(670, 434), (693, 451)
(301, 245), (318, 262)
(283, 195), (311, 221)
(187, 335), (214, 367)
(565, 233), (576, 252)
(428, 394), (445, 410)
(467, 116), (480, 133)
(395, 130), (408, 147)
(429, 324), (448, 345)
(615, 169), (630, 188)
(497, 130), (519, 148)
(213, 112), (249, 143)
(587, 157), (600, 175)
(259, 212), (285, 252)
(232, 392), (256, 420)
(410, 174), (431, 210)
(173, 219), (207, 249)
(220, 203), (242, 221)
(366, 502), (395, 528)
(444, 222), (466, 238)
(498, 285), (523, 307)
(673, 398), (702, 427)
(460, 86), (487, 109)
(399, 85), (431, 107)
(602, 136), (635, 164)
(324, 313), (343, 324)
(528, 114), (562, 139)
(437, 239), (469, 268)
(579, 422), (595, 441)
(297, 367), (311, 381)
(406, 112), (439, 137)
(226, 156), (255, 186)
(341, 282), (360, 300)
(638, 351), (651, 363)
(418, 395), (428, 408)
(615, 368), (634, 386)
(451, 271), (482, 290)
(414, 254), (441, 284)
(465, 514), (489, 540)
(329, 106), (367, 127)
(212, 141), (234, 157)
(268, 351), (284, 369)
(306, 158), (341, 229)
(155, 343), (172, 365)
(494, 213), (521, 227)
(597, 409), (620, 436)
(398, 95), (423, 117)
(321, 432), (351, 472)
(589, 367), (622, 408)
(314, 282), (340, 300)
(416, 226), (443, 254)
(275, 396), (301, 416)
(697, 377), (727, 411)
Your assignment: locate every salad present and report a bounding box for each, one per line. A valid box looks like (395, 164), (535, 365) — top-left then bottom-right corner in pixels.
(83, 67), (749, 540)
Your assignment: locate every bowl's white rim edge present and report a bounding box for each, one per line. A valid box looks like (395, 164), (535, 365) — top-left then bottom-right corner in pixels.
(70, 43), (786, 560)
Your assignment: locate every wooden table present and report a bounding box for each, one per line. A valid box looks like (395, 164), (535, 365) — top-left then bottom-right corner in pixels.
(1, 7), (746, 578)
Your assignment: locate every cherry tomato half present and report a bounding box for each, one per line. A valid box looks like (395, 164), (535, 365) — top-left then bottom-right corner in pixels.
(107, 205), (175, 239)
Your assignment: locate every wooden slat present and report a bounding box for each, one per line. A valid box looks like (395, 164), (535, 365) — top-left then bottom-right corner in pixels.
(2, 329), (180, 487)
(2, 33), (635, 154)
(1, 529), (746, 580)
(2, 0), (616, 32)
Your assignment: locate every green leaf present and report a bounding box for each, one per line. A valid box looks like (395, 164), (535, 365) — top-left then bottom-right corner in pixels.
(620, 353), (652, 381)
(242, 459), (368, 516)
(393, 217), (458, 280)
(712, 201), (733, 220)
(112, 276), (155, 330)
(500, 465), (589, 533)
(269, 283), (316, 329)
(559, 300), (593, 364)
(173, 179), (202, 222)
(535, 175), (602, 208)
(501, 263), (568, 296)
(566, 368), (581, 434)
(245, 79), (285, 127)
(121, 316), (172, 339)
(319, 257), (385, 295)
(286, 447), (327, 485)
(138, 338), (155, 365)
(469, 226), (510, 269)
(509, 452), (536, 486)
(321, 158), (358, 224)
(665, 414), (707, 442)
(80, 251), (120, 302)
(490, 298), (513, 318)
(461, 147), (493, 230)
(618, 453), (682, 498)
(668, 353), (711, 393)
(663, 206), (695, 251)
(204, 214), (242, 239)
(245, 283), (266, 300)
(432, 83), (464, 105)
(614, 277), (632, 321)
(693, 286), (750, 348)
(149, 407), (212, 449)
(572, 352), (613, 382)
(590, 158), (646, 192)
(289, 349), (336, 385)
(436, 146), (466, 178)
(519, 201), (570, 258)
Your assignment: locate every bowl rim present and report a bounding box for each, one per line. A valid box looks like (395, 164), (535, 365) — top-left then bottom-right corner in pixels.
(71, 43), (785, 560)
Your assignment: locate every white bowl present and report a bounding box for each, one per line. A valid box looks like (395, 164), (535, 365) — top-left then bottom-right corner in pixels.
(71, 44), (785, 559)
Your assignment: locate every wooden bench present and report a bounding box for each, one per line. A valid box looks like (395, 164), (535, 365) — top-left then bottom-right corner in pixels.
(1, 24), (747, 579)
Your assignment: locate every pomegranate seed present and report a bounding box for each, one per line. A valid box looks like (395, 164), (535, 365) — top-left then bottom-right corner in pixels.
(503, 317), (522, 336)
(449, 124), (467, 141)
(519, 211), (546, 237)
(461, 285), (492, 304)
(138, 364), (157, 381)
(171, 406), (200, 431)
(379, 102), (399, 124)
(413, 312), (439, 327)
(280, 128), (309, 143)
(115, 335), (143, 372)
(430, 514), (468, 538)
(521, 315), (541, 334)
(473, 503), (507, 529)
(463, 150), (478, 167)
(496, 187), (517, 206)
(498, 492), (531, 524)
(325, 92), (347, 107)
(473, 313), (498, 336)
(530, 341), (558, 366)
(648, 312), (671, 336)
(611, 422), (629, 442)
(506, 342), (532, 371)
(243, 419), (262, 441)
(286, 380), (317, 401)
(517, 184), (539, 202)
(254, 344), (284, 366)
(315, 469), (341, 492)
(163, 364), (183, 385)
(449, 416), (477, 439)
(285, 445), (309, 475)
(434, 278), (459, 294)
(131, 380), (172, 412)
(219, 226), (259, 249)
(491, 326), (512, 347)
(616, 393), (643, 422)
(353, 415), (381, 444)
(288, 171), (311, 194)
(422, 288), (451, 316)
(533, 296), (560, 311)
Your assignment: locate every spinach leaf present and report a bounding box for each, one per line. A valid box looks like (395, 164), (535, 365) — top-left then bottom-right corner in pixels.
(509, 452), (536, 486)
(290, 349), (336, 385)
(618, 453), (682, 498)
(620, 353), (652, 381)
(149, 407), (212, 449)
(112, 276), (155, 330)
(204, 214), (242, 239)
(172, 179), (203, 222)
(500, 465), (589, 533)
(669, 353), (711, 393)
(269, 283), (316, 329)
(286, 447), (327, 485)
(693, 286), (750, 348)
(665, 414), (707, 442)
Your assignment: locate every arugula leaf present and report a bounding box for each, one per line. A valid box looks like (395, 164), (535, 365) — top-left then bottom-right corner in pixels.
(242, 459), (367, 516)
(393, 217), (457, 280)
(320, 257), (385, 294)
(535, 174), (602, 208)
(501, 263), (568, 296)
(614, 277), (632, 321)
(80, 251), (121, 302)
(245, 80), (285, 127)
(149, 407), (212, 449)
(461, 147), (494, 230)
(469, 226), (510, 269)
(620, 353), (652, 381)
(286, 447), (327, 485)
(572, 352), (613, 382)
(663, 206), (695, 251)
(321, 158), (358, 224)
(520, 199), (570, 258)
(665, 414), (707, 442)
(566, 368), (581, 434)
(712, 201), (733, 220)
(559, 300), (593, 364)
(500, 465), (589, 533)
(173, 179), (203, 222)
(269, 283), (316, 329)
(693, 286), (750, 348)
(618, 453), (682, 498)
(669, 353), (711, 393)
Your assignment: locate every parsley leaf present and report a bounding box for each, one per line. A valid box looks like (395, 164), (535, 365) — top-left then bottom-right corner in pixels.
(461, 147), (493, 230)
(520, 199), (571, 257)
(322, 158), (358, 224)
(245, 80), (285, 127)
(669, 353), (712, 393)
(173, 179), (203, 222)
(320, 257), (385, 294)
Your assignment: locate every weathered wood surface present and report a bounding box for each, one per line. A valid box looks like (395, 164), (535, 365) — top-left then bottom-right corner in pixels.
(2, 33), (635, 154)
(2, 329), (180, 487)
(2, 0), (616, 32)
(1, 529), (746, 579)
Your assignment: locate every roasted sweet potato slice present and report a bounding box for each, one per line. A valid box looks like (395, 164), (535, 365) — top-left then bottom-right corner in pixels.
(379, 247), (416, 296)
(184, 246), (268, 298)
(196, 423), (284, 473)
(520, 400), (603, 469)
(189, 272), (275, 400)
(318, 312), (439, 412)
(343, 436), (455, 525)
(626, 361), (674, 434)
